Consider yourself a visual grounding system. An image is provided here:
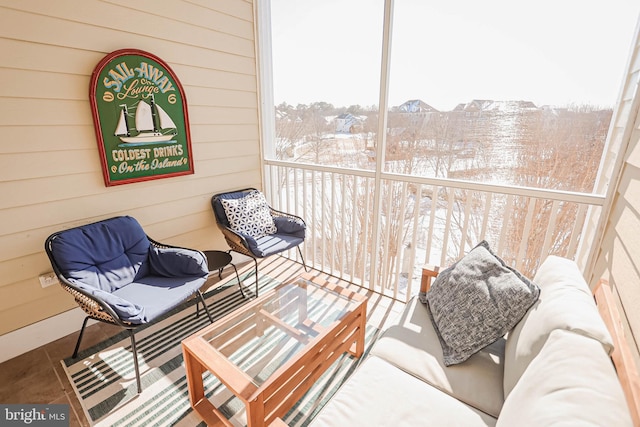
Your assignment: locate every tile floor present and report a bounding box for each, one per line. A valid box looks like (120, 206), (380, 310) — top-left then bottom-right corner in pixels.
(0, 256), (407, 427)
(0, 320), (120, 426)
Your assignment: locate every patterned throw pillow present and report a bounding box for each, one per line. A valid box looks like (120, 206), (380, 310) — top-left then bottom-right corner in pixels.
(220, 190), (278, 238)
(426, 241), (540, 366)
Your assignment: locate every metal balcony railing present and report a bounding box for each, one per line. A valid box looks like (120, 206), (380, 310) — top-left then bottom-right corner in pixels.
(264, 160), (605, 302)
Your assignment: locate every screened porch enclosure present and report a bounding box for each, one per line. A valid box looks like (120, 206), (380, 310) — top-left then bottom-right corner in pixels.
(260, 1), (640, 302)
(263, 161), (604, 302)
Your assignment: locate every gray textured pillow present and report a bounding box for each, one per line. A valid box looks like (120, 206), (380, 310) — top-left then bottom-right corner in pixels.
(426, 241), (540, 366)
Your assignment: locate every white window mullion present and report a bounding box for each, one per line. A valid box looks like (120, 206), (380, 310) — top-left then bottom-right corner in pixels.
(370, 0), (395, 290)
(254, 0), (275, 161)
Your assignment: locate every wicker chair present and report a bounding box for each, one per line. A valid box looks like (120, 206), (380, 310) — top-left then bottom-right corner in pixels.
(44, 216), (213, 394)
(211, 188), (308, 296)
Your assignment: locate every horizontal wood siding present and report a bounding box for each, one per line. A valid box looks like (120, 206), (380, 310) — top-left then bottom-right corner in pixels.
(592, 22), (640, 367)
(0, 0), (262, 335)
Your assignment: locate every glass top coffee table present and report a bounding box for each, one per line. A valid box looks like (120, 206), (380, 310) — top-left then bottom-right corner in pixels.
(182, 273), (367, 427)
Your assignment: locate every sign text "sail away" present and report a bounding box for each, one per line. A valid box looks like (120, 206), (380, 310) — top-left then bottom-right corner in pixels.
(103, 61), (176, 94)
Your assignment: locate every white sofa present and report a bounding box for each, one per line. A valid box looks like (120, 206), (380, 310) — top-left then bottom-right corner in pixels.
(308, 256), (633, 426)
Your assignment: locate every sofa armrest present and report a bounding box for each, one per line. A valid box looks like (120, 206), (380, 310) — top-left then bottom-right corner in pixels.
(421, 264), (440, 293)
(594, 278), (640, 425)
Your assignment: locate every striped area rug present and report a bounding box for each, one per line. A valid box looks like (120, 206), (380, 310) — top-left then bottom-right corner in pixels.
(61, 272), (378, 427)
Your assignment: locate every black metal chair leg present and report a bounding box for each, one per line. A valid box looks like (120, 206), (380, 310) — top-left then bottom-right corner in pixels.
(196, 290), (214, 323)
(128, 330), (142, 394)
(230, 263), (245, 298)
(252, 257), (259, 297)
(298, 246), (309, 272)
(72, 316), (90, 358)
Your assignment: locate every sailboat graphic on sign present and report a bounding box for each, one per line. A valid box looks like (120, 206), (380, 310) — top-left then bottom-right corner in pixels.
(115, 95), (177, 143)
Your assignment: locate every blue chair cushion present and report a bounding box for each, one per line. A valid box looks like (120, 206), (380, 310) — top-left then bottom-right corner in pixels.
(67, 278), (148, 324)
(243, 232), (305, 258)
(111, 276), (207, 323)
(148, 246), (208, 277)
(50, 216), (149, 292)
(274, 216), (306, 238)
(50, 216), (209, 324)
(66, 274), (207, 324)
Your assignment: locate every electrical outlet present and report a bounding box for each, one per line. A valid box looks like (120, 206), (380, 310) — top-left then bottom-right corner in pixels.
(39, 272), (59, 288)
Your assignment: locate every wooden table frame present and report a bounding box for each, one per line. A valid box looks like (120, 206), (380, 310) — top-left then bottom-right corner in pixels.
(181, 273), (367, 427)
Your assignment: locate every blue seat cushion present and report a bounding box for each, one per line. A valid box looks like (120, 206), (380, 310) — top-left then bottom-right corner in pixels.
(66, 274), (207, 324)
(50, 216), (149, 292)
(111, 276), (207, 324)
(66, 272), (207, 325)
(244, 233), (305, 258)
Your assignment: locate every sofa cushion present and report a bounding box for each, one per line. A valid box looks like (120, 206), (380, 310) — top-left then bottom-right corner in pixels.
(371, 296), (505, 417)
(503, 255), (614, 396)
(497, 329), (632, 427)
(309, 355), (497, 427)
(220, 189), (277, 238)
(426, 241), (540, 366)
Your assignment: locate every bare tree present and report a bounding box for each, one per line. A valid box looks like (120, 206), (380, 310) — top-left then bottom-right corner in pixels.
(501, 105), (610, 276)
(274, 101), (612, 287)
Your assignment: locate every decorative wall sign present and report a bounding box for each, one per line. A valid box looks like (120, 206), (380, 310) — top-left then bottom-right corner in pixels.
(90, 49), (194, 186)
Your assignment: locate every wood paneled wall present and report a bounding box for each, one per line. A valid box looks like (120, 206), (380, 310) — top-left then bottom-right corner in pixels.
(0, 0), (262, 336)
(591, 23), (640, 368)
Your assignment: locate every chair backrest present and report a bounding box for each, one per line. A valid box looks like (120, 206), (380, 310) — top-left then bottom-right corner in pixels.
(45, 216), (150, 292)
(211, 187), (258, 228)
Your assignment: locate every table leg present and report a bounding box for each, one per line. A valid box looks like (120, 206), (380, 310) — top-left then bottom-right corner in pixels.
(355, 308), (366, 357)
(349, 306), (366, 358)
(246, 395), (265, 427)
(297, 285), (307, 325)
(183, 347), (205, 407)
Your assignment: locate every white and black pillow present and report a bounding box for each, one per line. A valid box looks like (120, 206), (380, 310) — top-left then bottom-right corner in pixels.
(220, 190), (277, 238)
(426, 241), (540, 366)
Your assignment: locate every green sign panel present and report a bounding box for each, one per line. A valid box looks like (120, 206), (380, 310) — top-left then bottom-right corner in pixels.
(90, 49), (194, 186)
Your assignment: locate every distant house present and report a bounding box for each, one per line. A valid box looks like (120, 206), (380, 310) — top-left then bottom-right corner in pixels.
(391, 99), (439, 128)
(453, 99), (494, 114)
(397, 99), (438, 114)
(453, 99), (538, 115)
(335, 113), (360, 133)
(518, 101), (538, 109)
